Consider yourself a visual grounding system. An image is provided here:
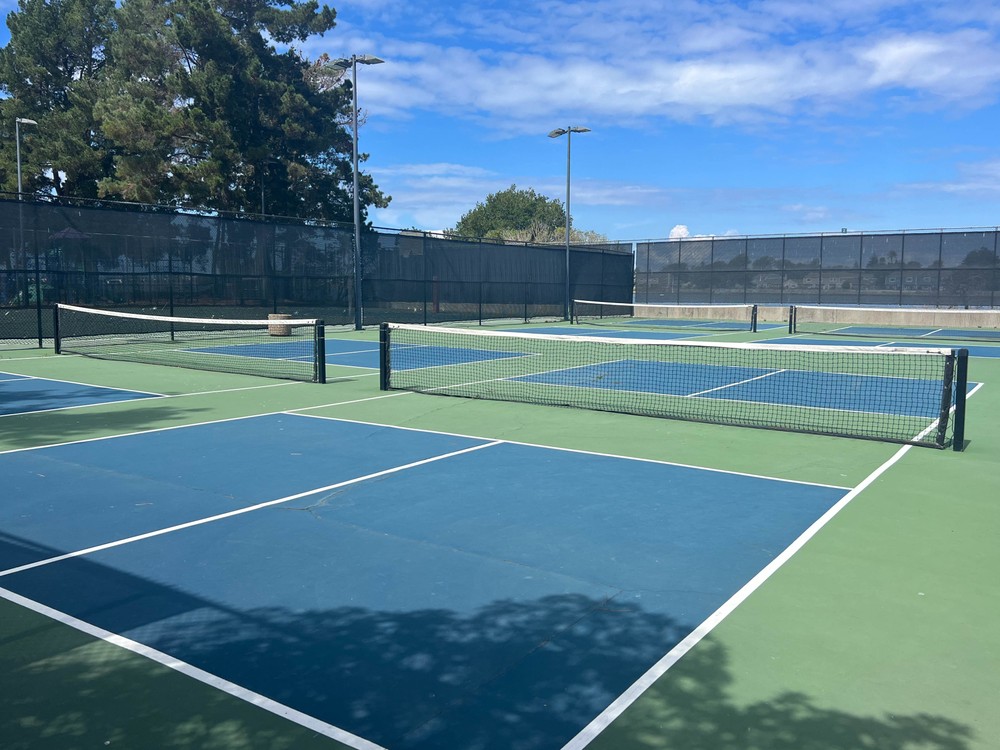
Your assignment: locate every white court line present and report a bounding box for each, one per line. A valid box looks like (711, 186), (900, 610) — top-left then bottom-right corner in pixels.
(0, 586), (386, 750)
(561, 439), (915, 749)
(326, 346), (380, 356)
(0, 391), (413, 456)
(0, 437), (504, 745)
(0, 396), (160, 419)
(160, 381), (301, 397)
(0, 372), (32, 382)
(0, 371), (164, 396)
(686, 368), (786, 397)
(0, 380), (309, 420)
(290, 411), (852, 491)
(561, 382), (983, 750)
(0, 352), (70, 361)
(0, 440), (501, 579)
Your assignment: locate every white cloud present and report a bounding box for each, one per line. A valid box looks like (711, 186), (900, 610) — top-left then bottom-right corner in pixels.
(317, 1), (1000, 131)
(781, 203), (833, 223)
(669, 224), (690, 239)
(374, 162), (494, 178)
(859, 31), (1000, 101)
(904, 159), (1000, 194)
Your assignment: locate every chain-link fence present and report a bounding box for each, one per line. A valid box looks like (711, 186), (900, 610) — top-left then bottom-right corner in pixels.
(1, 196), (634, 347)
(636, 230), (1000, 309)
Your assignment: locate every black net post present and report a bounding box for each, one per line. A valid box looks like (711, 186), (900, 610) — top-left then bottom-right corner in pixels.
(379, 322), (390, 390)
(52, 304), (61, 354)
(952, 349), (969, 451)
(936, 353), (956, 448)
(750, 304), (758, 332)
(314, 321), (326, 384)
(788, 305), (796, 334)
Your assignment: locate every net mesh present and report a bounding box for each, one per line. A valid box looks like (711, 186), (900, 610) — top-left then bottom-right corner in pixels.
(791, 305), (1000, 341)
(55, 304), (326, 383)
(380, 323), (967, 448)
(573, 299), (758, 331)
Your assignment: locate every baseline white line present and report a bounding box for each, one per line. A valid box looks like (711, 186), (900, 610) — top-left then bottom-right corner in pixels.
(326, 346), (380, 356)
(0, 380), (310, 421)
(161, 381), (301, 397)
(0, 371), (164, 396)
(289, 412), (852, 491)
(287, 390), (414, 410)
(0, 586), (386, 750)
(0, 440), (502, 579)
(687, 369), (786, 397)
(0, 391), (413, 456)
(561, 439), (919, 749)
(0, 397), (160, 419)
(0, 352), (71, 361)
(0, 380), (850, 490)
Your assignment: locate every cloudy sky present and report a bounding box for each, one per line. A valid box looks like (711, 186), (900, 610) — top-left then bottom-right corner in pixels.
(5, 0), (1000, 240)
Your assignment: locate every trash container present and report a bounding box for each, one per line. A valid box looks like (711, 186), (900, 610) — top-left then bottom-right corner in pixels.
(268, 313), (292, 336)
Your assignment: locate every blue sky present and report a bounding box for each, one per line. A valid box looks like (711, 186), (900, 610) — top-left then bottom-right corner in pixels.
(5, 0), (1000, 240)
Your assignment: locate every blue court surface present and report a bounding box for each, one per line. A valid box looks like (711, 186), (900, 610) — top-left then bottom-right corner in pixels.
(0, 372), (159, 416)
(762, 336), (1000, 359)
(0, 414), (848, 750)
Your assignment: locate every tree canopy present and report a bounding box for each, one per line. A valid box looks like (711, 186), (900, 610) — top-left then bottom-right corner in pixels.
(0, 0), (388, 223)
(450, 184), (605, 244)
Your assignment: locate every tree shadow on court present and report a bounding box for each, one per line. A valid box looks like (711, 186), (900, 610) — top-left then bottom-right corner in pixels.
(0, 402), (215, 450)
(0, 535), (977, 750)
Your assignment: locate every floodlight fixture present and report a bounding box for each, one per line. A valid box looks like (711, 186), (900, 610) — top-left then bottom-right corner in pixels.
(15, 117), (38, 199)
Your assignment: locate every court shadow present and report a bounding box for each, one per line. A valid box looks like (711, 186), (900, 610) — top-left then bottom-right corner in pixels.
(0, 402), (214, 449)
(586, 640), (974, 750)
(0, 536), (976, 750)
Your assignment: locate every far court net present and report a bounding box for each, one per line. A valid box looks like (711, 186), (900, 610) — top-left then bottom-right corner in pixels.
(380, 322), (969, 450)
(789, 305), (1000, 341)
(54, 304), (327, 383)
(572, 299), (759, 332)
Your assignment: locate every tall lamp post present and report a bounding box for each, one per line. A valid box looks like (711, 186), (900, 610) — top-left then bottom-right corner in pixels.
(548, 126), (590, 320)
(15, 117), (38, 199)
(15, 117), (40, 346)
(332, 54), (384, 330)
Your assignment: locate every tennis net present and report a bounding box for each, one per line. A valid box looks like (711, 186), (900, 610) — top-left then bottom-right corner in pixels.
(790, 305), (1000, 341)
(54, 304), (326, 383)
(380, 322), (968, 449)
(573, 299), (758, 331)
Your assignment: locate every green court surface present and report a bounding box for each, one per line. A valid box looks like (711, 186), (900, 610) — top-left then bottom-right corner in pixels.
(1, 325), (998, 750)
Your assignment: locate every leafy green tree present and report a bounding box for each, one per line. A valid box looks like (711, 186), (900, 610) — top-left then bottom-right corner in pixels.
(451, 185), (568, 242)
(0, 0), (116, 197)
(0, 0), (388, 224)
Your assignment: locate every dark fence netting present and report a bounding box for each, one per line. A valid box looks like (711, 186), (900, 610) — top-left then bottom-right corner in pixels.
(636, 230), (1000, 309)
(0, 197), (634, 347)
(365, 232), (633, 324)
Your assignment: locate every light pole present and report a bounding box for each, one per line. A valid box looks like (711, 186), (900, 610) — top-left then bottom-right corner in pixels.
(15, 117), (40, 346)
(15, 117), (38, 199)
(332, 54), (384, 330)
(548, 126), (590, 320)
